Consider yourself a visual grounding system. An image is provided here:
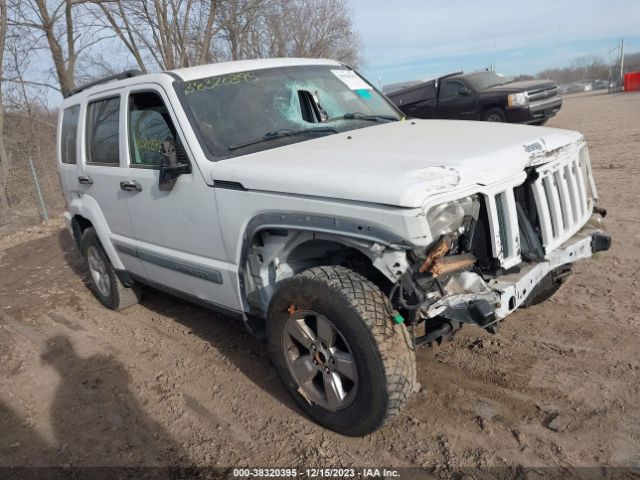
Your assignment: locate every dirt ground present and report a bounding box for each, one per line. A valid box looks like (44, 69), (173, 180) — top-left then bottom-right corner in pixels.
(1, 91), (639, 477)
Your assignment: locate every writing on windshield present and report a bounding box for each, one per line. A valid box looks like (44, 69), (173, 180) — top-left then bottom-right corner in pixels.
(176, 65), (401, 160)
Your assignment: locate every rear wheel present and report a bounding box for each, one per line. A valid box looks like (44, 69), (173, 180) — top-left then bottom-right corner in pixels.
(80, 227), (140, 310)
(267, 266), (416, 436)
(483, 107), (507, 122)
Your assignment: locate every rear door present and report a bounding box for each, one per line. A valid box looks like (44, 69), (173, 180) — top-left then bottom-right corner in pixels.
(58, 104), (81, 206)
(78, 94), (145, 277)
(438, 79), (477, 120)
(116, 85), (240, 311)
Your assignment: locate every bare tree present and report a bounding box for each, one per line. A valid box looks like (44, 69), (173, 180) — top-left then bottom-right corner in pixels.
(93, 0), (222, 71)
(216, 0), (265, 60)
(218, 0), (361, 66)
(91, 0), (361, 72)
(10, 0), (109, 97)
(282, 0), (361, 66)
(0, 0), (10, 211)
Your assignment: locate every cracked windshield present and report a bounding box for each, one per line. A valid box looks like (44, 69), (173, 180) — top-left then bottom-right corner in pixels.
(178, 65), (401, 158)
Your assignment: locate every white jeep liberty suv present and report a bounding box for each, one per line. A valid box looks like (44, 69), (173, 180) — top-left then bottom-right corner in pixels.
(57, 58), (610, 436)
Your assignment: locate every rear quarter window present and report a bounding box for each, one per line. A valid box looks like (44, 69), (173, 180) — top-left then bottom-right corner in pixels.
(60, 105), (80, 164)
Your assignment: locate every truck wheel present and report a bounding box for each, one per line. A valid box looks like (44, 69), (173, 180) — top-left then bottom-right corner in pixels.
(483, 108), (507, 122)
(267, 266), (416, 436)
(80, 227), (141, 311)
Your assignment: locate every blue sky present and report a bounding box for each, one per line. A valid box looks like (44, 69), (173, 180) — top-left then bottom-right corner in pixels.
(351, 0), (640, 87)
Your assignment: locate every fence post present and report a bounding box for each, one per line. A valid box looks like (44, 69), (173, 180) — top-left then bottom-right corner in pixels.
(27, 155), (49, 222)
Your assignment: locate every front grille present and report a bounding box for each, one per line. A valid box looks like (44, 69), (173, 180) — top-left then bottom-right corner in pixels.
(527, 85), (559, 103)
(530, 148), (594, 252)
(481, 146), (594, 270)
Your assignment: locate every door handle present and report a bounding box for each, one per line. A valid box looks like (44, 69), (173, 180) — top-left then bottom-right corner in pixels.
(78, 175), (93, 185)
(120, 180), (142, 192)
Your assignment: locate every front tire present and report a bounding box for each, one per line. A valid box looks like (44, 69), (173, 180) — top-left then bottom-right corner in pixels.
(80, 227), (141, 310)
(267, 266), (416, 436)
(483, 107), (507, 122)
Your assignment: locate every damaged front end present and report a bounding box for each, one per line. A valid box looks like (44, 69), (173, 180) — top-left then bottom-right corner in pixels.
(389, 194), (502, 345)
(389, 146), (611, 346)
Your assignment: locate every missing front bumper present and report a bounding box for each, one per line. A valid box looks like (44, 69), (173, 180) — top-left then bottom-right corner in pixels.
(415, 225), (610, 343)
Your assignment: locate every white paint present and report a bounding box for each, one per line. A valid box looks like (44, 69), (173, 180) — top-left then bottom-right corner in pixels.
(210, 119), (584, 208)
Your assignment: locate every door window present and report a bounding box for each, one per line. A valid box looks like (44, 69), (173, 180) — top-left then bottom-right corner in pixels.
(86, 97), (120, 165)
(61, 105), (80, 164)
(128, 91), (182, 168)
(442, 80), (466, 98)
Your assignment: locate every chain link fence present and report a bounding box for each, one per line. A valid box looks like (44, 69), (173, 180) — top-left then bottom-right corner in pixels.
(0, 148), (65, 238)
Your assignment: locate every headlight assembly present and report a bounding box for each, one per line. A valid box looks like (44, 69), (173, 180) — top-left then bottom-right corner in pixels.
(426, 195), (480, 240)
(507, 92), (529, 107)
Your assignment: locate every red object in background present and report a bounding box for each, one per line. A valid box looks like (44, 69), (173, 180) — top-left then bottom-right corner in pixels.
(624, 72), (640, 92)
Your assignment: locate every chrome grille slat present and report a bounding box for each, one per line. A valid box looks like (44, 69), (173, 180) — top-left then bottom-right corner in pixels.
(532, 181), (554, 245)
(563, 164), (580, 222)
(555, 170), (574, 230)
(543, 175), (563, 236)
(573, 159), (588, 211)
(488, 189), (522, 269)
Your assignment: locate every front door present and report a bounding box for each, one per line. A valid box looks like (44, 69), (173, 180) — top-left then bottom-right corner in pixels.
(117, 86), (241, 311)
(438, 79), (477, 120)
(79, 94), (144, 277)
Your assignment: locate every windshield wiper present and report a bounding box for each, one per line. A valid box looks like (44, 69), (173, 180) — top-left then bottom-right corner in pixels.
(323, 112), (398, 123)
(228, 127), (338, 151)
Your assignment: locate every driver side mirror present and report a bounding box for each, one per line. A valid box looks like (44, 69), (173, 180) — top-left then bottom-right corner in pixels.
(158, 163), (191, 190)
(458, 87), (471, 96)
(159, 139), (191, 191)
(159, 162), (191, 191)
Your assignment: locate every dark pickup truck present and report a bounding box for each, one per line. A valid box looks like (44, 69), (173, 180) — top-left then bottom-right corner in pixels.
(387, 70), (562, 125)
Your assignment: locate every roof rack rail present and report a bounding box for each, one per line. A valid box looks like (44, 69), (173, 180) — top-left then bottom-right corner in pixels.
(65, 69), (143, 98)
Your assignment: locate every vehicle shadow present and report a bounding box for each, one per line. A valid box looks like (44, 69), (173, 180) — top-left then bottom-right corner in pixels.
(41, 333), (187, 466)
(56, 229), (301, 419)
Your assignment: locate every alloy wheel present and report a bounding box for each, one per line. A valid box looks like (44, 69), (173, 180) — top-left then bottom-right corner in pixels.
(282, 309), (358, 411)
(87, 245), (111, 297)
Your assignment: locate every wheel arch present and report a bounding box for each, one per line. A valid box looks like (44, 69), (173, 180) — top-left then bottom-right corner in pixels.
(70, 214), (92, 248)
(67, 195), (125, 270)
(238, 212), (412, 316)
(479, 102), (509, 122)
(481, 103), (505, 119)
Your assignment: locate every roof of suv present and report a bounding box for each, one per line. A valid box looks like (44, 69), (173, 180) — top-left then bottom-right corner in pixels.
(65, 58), (343, 101)
(170, 57), (342, 81)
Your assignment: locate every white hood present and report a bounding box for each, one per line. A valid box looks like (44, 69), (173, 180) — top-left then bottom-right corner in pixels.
(209, 119), (584, 208)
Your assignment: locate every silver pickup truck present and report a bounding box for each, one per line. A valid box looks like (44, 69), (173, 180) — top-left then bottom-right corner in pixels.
(57, 58), (610, 436)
